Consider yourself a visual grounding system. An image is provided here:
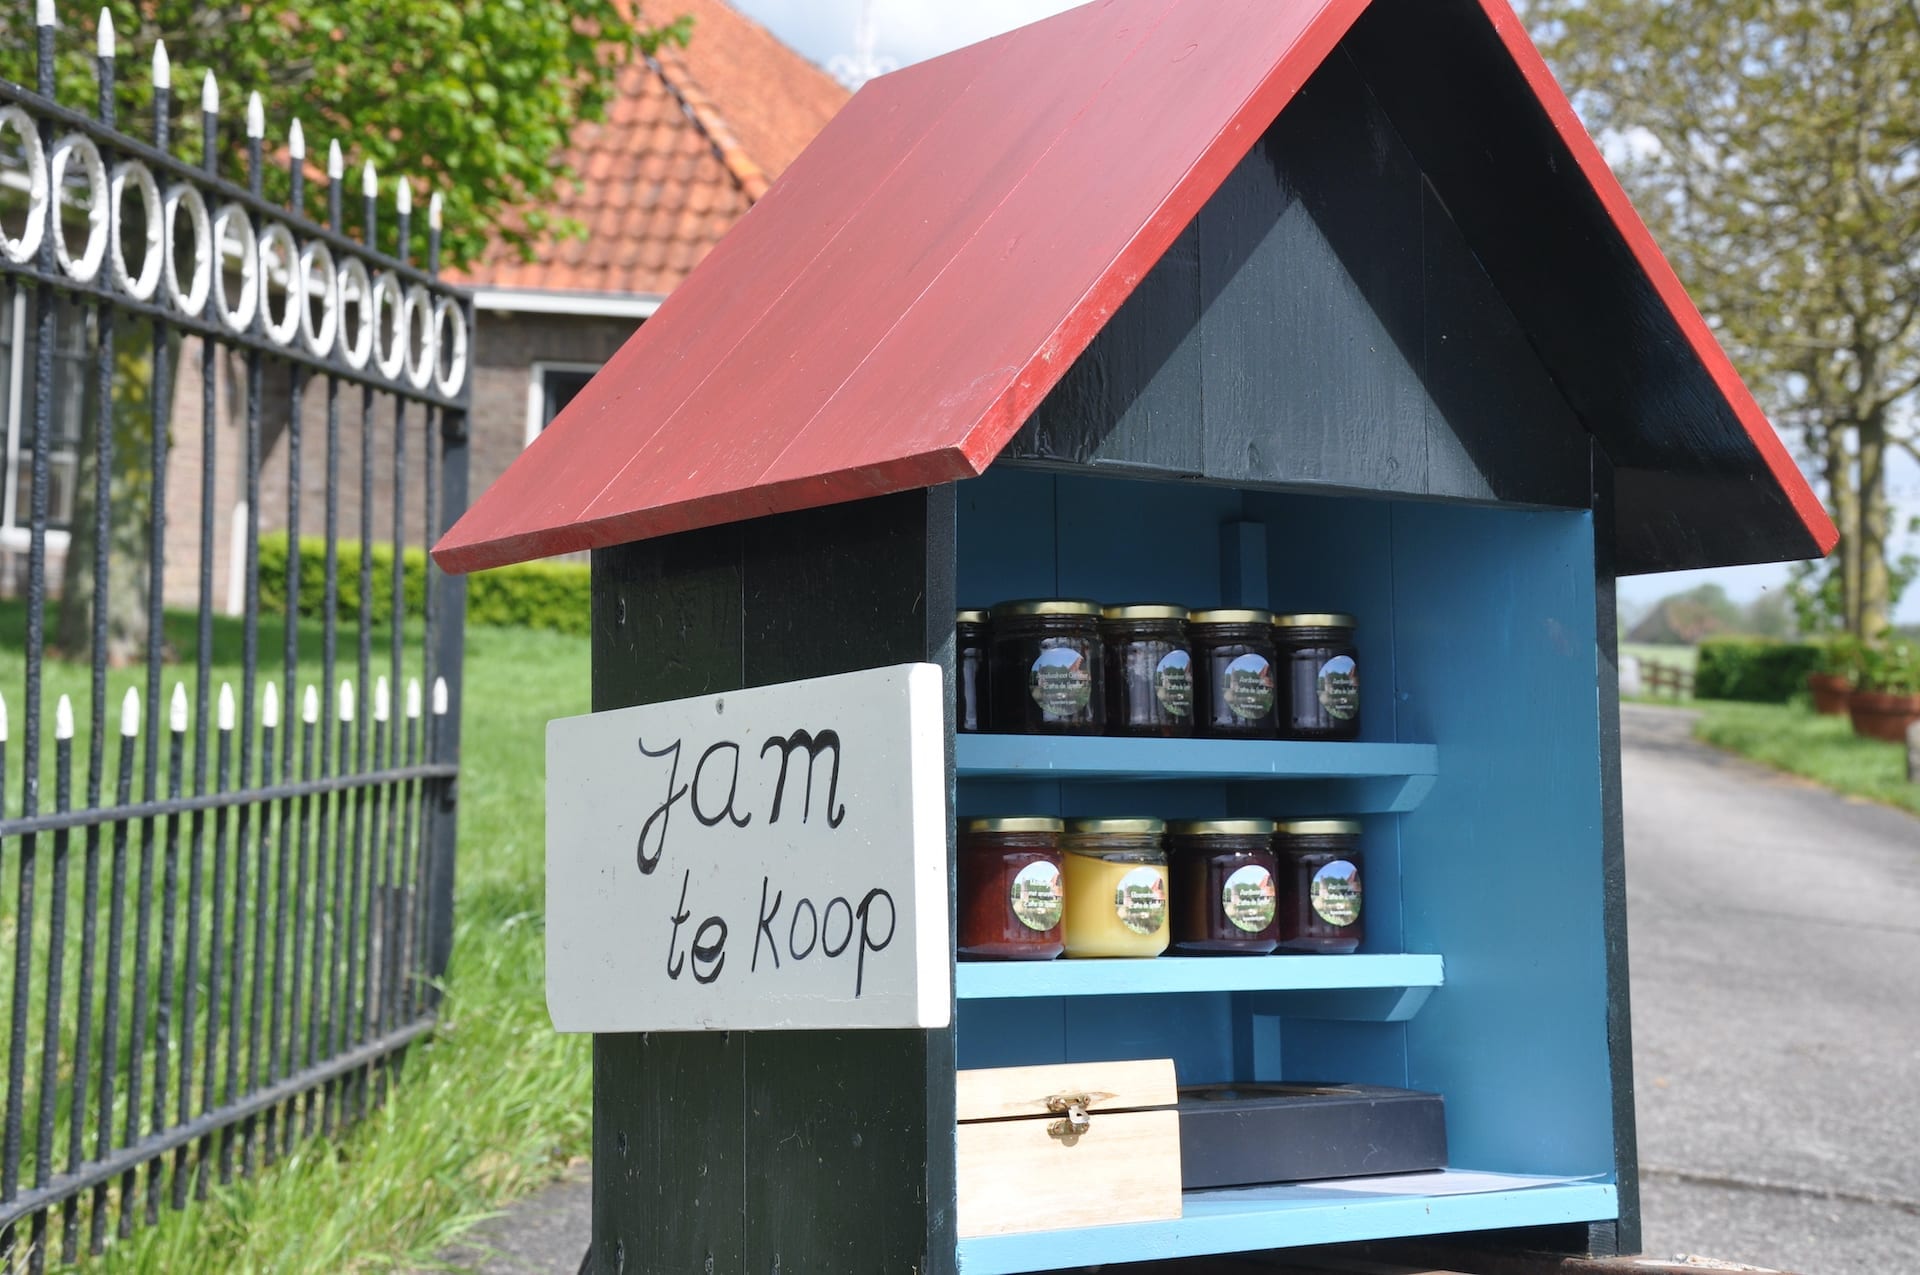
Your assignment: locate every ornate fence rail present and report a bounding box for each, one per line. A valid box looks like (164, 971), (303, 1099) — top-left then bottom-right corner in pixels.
(0, 5), (470, 1266)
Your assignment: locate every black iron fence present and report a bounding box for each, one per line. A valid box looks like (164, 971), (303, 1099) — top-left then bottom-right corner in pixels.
(0, 7), (470, 1267)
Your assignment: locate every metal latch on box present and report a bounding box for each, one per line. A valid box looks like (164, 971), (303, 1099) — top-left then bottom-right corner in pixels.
(1046, 1093), (1092, 1144)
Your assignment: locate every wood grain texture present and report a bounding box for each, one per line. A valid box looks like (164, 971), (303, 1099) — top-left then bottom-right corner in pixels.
(955, 1058), (1177, 1122)
(956, 1109), (1183, 1239)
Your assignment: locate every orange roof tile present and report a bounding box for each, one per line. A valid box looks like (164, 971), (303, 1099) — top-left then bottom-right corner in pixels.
(455, 0), (847, 298)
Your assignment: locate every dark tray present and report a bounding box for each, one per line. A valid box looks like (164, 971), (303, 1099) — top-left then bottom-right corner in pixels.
(1177, 1082), (1447, 1189)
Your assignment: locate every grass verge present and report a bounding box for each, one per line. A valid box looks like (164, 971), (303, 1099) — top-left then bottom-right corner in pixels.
(1692, 699), (1920, 818)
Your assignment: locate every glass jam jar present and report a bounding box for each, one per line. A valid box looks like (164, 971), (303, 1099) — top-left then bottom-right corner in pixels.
(1167, 819), (1279, 955)
(1060, 818), (1169, 958)
(1274, 614), (1360, 740)
(957, 610), (991, 734)
(1190, 609), (1279, 738)
(1274, 819), (1364, 954)
(989, 600), (1104, 734)
(958, 817), (1065, 960)
(1100, 605), (1194, 738)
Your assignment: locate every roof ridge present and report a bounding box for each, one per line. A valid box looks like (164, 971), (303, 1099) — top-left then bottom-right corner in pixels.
(651, 41), (771, 202)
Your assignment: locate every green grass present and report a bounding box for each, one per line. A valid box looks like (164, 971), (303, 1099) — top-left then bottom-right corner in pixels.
(0, 604), (589, 1273)
(1693, 699), (1920, 818)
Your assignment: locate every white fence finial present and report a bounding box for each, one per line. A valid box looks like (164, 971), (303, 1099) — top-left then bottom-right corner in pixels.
(169, 683), (188, 733)
(288, 117), (305, 160)
(201, 69), (218, 114)
(374, 676), (391, 722)
(0, 691), (8, 744)
(327, 139), (343, 180)
(432, 677), (448, 716)
(338, 679), (357, 724)
(218, 683), (235, 732)
(120, 688), (140, 737)
(406, 678), (422, 720)
(303, 685), (320, 725)
(97, 8), (114, 58)
(55, 695), (73, 741)
(246, 90), (265, 139)
(428, 191), (443, 231)
(395, 177), (412, 216)
(263, 681), (281, 730)
(361, 158), (377, 197)
(152, 38), (169, 90)
(36, 0), (54, 30)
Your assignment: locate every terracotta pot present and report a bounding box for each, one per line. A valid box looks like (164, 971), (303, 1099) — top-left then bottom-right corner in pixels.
(1846, 689), (1920, 743)
(1806, 672), (1854, 716)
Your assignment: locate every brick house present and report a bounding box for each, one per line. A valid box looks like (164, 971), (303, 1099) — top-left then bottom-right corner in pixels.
(123, 0), (846, 609)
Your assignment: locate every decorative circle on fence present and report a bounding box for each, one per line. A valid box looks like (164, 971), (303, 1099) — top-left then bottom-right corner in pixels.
(298, 238), (339, 357)
(256, 222), (301, 347)
(0, 106), (49, 265)
(108, 160), (163, 300)
(337, 256), (374, 369)
(50, 134), (108, 284)
(372, 270), (406, 381)
(431, 294), (468, 397)
(210, 203), (258, 331)
(403, 283), (436, 390)
(161, 182), (212, 317)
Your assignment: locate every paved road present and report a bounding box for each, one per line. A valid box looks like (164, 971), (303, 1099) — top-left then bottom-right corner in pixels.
(1623, 704), (1920, 1273)
(444, 705), (1920, 1273)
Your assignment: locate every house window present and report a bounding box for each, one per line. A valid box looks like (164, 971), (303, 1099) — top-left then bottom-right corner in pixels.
(0, 292), (90, 542)
(525, 361), (601, 446)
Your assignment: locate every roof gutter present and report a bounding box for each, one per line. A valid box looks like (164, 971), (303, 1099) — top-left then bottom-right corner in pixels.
(470, 288), (665, 320)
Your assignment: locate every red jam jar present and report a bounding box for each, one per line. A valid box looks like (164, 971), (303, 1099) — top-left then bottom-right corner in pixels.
(1100, 604), (1194, 738)
(1190, 609), (1279, 739)
(989, 600), (1105, 735)
(1274, 819), (1364, 954)
(957, 610), (991, 733)
(1274, 613), (1360, 740)
(1168, 819), (1279, 955)
(958, 817), (1065, 960)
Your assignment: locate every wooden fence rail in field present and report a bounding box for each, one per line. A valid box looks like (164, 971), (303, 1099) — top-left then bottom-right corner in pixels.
(1641, 661), (1694, 701)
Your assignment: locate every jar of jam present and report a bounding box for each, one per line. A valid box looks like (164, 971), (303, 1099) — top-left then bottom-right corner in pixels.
(1274, 614), (1360, 740)
(1060, 818), (1169, 958)
(989, 600), (1105, 735)
(958, 817), (1065, 960)
(1167, 819), (1279, 955)
(1190, 609), (1279, 738)
(957, 610), (992, 733)
(1100, 605), (1194, 738)
(1274, 819), (1364, 954)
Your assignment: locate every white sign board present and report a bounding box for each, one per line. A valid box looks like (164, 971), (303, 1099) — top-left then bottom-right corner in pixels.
(545, 662), (951, 1032)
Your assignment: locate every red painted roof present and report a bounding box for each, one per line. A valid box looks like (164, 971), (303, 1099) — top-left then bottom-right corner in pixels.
(436, 0), (1835, 575)
(451, 0), (846, 298)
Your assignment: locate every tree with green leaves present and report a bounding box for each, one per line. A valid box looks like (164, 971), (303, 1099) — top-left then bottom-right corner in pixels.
(1525, 0), (1920, 641)
(0, 1), (689, 662)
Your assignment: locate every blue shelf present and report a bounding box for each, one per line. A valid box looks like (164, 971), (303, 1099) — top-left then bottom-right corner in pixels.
(956, 1175), (1616, 1274)
(955, 734), (1438, 813)
(957, 954), (1442, 1020)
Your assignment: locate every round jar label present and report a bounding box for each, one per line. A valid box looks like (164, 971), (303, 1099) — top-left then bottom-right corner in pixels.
(1113, 867), (1168, 935)
(1221, 864), (1277, 932)
(1310, 859), (1362, 927)
(1009, 860), (1063, 932)
(1317, 655), (1359, 721)
(1223, 653), (1275, 720)
(1154, 649), (1193, 717)
(1029, 646), (1092, 718)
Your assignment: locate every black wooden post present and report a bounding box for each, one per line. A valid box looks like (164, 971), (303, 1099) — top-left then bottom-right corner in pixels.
(587, 488), (959, 1274)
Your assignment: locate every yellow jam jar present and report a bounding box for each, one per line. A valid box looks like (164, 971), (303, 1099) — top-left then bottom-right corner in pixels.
(1061, 818), (1170, 958)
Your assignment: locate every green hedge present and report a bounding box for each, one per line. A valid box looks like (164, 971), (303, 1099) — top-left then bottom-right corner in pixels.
(1693, 637), (1823, 703)
(259, 534), (589, 636)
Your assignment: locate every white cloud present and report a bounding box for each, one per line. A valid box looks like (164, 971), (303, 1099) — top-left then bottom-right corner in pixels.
(731, 0), (1083, 78)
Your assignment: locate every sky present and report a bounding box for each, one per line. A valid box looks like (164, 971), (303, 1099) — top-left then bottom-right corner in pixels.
(727, 0), (1919, 625)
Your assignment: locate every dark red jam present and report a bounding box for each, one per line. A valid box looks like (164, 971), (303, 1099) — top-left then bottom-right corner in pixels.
(1274, 614), (1359, 741)
(958, 818), (1065, 960)
(957, 610), (991, 734)
(1274, 820), (1364, 954)
(1190, 610), (1278, 739)
(989, 600), (1105, 735)
(1101, 605), (1194, 738)
(1168, 819), (1279, 955)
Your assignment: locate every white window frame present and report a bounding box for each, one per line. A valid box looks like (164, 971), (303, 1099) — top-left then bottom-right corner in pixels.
(0, 290), (73, 554)
(525, 360), (604, 448)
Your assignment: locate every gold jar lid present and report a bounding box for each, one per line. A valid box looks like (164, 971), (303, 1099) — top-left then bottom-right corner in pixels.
(1190, 608), (1274, 625)
(994, 598), (1102, 618)
(963, 816), (1064, 834)
(1065, 817), (1166, 835)
(956, 609), (991, 624)
(1273, 613), (1357, 629)
(1100, 604), (1189, 621)
(1167, 818), (1276, 837)
(1275, 818), (1362, 837)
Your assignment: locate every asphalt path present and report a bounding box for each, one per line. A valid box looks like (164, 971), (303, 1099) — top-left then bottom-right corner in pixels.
(1622, 704), (1920, 1273)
